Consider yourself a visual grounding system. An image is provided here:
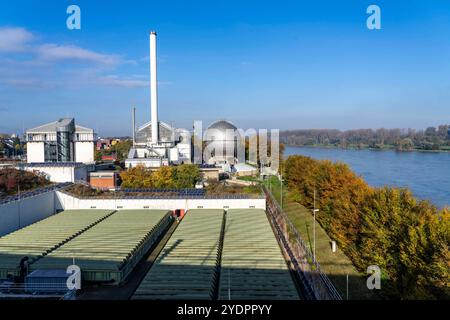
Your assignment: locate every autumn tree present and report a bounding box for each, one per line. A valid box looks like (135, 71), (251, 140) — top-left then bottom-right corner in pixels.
(152, 166), (175, 189)
(173, 164), (201, 188)
(100, 139), (133, 161)
(119, 165), (153, 188)
(283, 155), (450, 299)
(119, 164), (202, 189)
(0, 168), (50, 195)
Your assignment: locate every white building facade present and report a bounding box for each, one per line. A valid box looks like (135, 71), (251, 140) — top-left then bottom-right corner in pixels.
(26, 118), (96, 164)
(16, 163), (92, 183)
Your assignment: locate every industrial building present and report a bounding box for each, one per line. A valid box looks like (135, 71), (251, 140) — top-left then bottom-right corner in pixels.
(0, 31), (303, 301)
(23, 119), (117, 184)
(26, 118), (95, 164)
(88, 171), (119, 190)
(125, 32), (192, 168)
(16, 162), (91, 183)
(31, 210), (172, 284)
(204, 120), (244, 166)
(0, 191), (300, 300)
(0, 22), (349, 301)
(123, 32), (245, 170)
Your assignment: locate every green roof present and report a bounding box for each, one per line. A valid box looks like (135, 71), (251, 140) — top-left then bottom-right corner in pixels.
(0, 210), (115, 279)
(133, 209), (225, 300)
(218, 209), (299, 300)
(31, 210), (172, 283)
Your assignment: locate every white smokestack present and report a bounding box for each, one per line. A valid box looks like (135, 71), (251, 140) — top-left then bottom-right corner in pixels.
(150, 31), (158, 144)
(132, 106), (136, 146)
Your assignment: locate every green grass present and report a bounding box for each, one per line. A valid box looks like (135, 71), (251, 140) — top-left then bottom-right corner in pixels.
(236, 175), (258, 182)
(263, 176), (377, 300)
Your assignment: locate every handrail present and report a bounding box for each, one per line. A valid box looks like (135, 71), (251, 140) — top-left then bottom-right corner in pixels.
(263, 185), (342, 300)
(0, 182), (72, 205)
(57, 188), (265, 200)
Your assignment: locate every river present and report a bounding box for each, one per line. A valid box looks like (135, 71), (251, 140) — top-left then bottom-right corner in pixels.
(284, 146), (450, 208)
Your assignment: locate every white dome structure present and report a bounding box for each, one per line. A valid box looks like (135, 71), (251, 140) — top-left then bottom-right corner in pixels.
(204, 120), (243, 165)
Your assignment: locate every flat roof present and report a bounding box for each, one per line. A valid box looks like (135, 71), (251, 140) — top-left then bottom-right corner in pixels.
(89, 171), (117, 176)
(19, 162), (86, 168)
(0, 210), (115, 278)
(133, 209), (225, 300)
(219, 209), (299, 300)
(32, 210), (172, 284)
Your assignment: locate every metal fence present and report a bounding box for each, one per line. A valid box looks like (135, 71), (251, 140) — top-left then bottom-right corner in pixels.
(263, 186), (342, 300)
(0, 282), (76, 299)
(0, 182), (72, 205)
(58, 188), (265, 200)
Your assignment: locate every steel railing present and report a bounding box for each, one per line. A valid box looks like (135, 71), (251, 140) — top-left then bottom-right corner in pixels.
(58, 188), (265, 200)
(263, 185), (342, 300)
(0, 282), (76, 299)
(0, 182), (72, 205)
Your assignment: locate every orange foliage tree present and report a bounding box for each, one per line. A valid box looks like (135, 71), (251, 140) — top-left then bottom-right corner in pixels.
(284, 155), (449, 299)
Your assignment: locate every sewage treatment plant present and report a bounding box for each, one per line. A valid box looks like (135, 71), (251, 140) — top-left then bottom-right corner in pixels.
(0, 185), (313, 300)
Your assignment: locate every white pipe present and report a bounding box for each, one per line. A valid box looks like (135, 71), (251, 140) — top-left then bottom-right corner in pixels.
(150, 31), (158, 144)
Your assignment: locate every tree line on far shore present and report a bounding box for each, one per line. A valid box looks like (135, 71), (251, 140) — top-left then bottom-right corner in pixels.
(284, 155), (449, 299)
(280, 124), (450, 151)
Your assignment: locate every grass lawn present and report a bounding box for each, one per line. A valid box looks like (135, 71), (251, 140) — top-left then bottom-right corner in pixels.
(264, 176), (377, 300)
(236, 175), (258, 182)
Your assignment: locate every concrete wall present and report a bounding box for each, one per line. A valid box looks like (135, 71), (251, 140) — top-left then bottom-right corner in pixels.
(0, 191), (56, 237)
(22, 166), (88, 183)
(26, 142), (45, 163)
(55, 191), (266, 211)
(201, 169), (220, 181)
(0, 189), (265, 237)
(74, 141), (94, 163)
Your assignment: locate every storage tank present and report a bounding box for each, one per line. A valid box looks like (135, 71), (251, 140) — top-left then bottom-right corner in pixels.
(204, 120), (243, 165)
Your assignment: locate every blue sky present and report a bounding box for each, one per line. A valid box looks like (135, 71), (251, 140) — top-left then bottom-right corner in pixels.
(0, 0), (450, 136)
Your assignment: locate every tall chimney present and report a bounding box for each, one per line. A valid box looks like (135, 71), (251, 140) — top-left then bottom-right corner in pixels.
(150, 31), (158, 144)
(132, 106), (136, 146)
